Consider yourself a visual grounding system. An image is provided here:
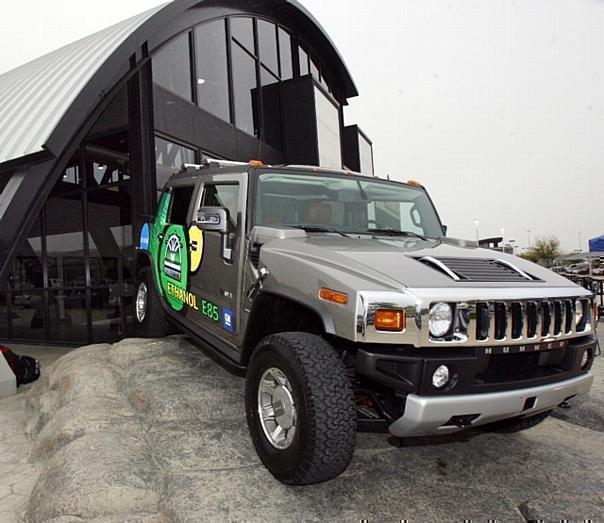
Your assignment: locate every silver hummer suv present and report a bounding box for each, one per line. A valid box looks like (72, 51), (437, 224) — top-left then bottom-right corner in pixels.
(135, 160), (597, 485)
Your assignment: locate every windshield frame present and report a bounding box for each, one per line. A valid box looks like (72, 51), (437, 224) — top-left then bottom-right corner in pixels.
(248, 168), (446, 238)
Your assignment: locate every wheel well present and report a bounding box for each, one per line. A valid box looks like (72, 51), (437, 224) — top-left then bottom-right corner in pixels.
(135, 251), (151, 276)
(242, 293), (325, 365)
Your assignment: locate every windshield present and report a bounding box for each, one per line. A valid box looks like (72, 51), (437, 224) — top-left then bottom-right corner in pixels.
(254, 171), (444, 238)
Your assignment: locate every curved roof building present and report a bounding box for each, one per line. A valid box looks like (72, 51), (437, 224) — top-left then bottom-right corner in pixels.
(0, 0), (372, 345)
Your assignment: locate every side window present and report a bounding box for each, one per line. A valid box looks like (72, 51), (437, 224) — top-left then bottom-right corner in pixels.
(169, 186), (195, 226)
(201, 184), (240, 228)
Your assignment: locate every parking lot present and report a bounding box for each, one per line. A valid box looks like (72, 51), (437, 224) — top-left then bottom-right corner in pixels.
(0, 326), (602, 522)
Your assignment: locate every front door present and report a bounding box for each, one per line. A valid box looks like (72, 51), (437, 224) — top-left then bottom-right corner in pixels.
(187, 173), (247, 349)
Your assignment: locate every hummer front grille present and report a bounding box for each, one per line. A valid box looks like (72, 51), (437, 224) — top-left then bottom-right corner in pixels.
(439, 297), (593, 345)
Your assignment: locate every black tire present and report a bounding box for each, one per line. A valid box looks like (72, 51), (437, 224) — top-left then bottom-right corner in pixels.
(245, 332), (356, 485)
(482, 410), (552, 433)
(134, 268), (171, 338)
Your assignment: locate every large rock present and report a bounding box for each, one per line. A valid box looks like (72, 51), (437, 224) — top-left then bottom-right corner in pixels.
(27, 432), (161, 523)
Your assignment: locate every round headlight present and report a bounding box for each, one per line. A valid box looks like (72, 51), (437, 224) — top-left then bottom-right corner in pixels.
(429, 302), (453, 338)
(432, 365), (450, 389)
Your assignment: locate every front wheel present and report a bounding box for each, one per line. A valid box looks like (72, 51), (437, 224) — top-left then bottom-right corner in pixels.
(245, 332), (356, 485)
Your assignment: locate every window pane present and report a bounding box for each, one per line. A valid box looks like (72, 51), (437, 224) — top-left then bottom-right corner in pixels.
(299, 46), (309, 76)
(87, 184), (133, 286)
(260, 67), (282, 150)
(201, 184), (240, 228)
(278, 29), (293, 80)
(310, 58), (320, 83)
(359, 134), (375, 176)
(0, 292), (8, 339)
(155, 138), (196, 189)
(90, 162), (128, 188)
(45, 192), (86, 287)
(231, 42), (258, 136)
(90, 288), (122, 344)
(48, 289), (88, 343)
(12, 290), (46, 341)
(0, 171), (12, 195)
(314, 87), (342, 170)
(10, 214), (44, 290)
(257, 20), (278, 76)
(230, 17), (255, 54)
(196, 21), (230, 122)
(169, 186), (195, 226)
(152, 33), (192, 101)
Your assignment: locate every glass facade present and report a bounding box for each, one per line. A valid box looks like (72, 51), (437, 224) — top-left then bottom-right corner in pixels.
(359, 134), (375, 176)
(315, 86), (342, 170)
(231, 41), (259, 136)
(0, 8), (361, 348)
(152, 32), (192, 102)
(195, 20), (230, 121)
(151, 16), (335, 152)
(155, 137), (196, 189)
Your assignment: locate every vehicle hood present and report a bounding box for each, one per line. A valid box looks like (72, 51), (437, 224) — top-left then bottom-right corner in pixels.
(260, 234), (580, 291)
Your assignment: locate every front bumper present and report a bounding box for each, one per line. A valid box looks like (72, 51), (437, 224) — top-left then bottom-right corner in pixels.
(388, 372), (593, 437)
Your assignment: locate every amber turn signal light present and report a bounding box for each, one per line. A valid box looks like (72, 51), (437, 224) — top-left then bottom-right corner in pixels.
(249, 160), (264, 168)
(319, 288), (348, 305)
(374, 309), (406, 331)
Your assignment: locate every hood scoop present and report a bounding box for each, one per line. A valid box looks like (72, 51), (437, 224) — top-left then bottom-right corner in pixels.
(416, 256), (540, 282)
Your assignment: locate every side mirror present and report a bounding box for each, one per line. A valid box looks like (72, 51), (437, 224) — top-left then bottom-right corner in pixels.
(195, 207), (229, 234)
(442, 224), (448, 236)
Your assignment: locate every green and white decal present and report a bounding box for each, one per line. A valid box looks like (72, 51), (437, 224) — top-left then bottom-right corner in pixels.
(159, 225), (190, 311)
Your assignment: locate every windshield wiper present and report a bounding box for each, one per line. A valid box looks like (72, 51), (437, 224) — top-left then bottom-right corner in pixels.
(368, 228), (428, 241)
(291, 224), (351, 238)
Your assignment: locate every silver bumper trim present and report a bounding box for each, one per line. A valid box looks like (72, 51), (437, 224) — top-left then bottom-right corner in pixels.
(389, 372), (594, 437)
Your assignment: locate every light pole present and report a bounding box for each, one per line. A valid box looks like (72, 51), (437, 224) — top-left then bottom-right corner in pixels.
(578, 232), (582, 253)
(526, 229), (531, 250)
(501, 228), (505, 252)
(474, 219), (479, 243)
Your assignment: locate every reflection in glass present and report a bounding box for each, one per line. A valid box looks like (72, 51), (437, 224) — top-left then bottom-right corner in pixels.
(278, 28), (293, 80)
(12, 291), (46, 340)
(231, 42), (259, 136)
(314, 87), (342, 170)
(10, 215), (43, 290)
(196, 20), (230, 122)
(0, 292), (8, 339)
(155, 137), (196, 189)
(152, 32), (192, 101)
(230, 17), (255, 54)
(87, 184), (134, 286)
(258, 20), (278, 75)
(47, 289), (88, 343)
(45, 193), (86, 288)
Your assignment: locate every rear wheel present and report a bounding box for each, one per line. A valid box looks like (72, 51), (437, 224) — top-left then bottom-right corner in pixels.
(135, 268), (171, 338)
(482, 410), (552, 433)
(245, 332), (356, 485)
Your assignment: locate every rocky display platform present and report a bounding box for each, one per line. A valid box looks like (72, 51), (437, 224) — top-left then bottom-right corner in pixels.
(5, 335), (603, 521)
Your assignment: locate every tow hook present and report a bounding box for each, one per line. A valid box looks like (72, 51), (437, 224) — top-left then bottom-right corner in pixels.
(247, 267), (269, 300)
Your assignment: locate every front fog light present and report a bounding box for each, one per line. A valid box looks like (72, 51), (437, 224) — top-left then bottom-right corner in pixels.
(429, 302), (453, 338)
(432, 365), (450, 389)
(581, 350), (591, 369)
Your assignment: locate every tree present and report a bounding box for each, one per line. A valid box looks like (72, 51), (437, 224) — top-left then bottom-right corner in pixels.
(520, 236), (561, 268)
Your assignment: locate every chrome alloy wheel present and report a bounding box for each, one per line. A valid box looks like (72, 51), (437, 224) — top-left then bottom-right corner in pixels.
(136, 282), (148, 323)
(257, 367), (297, 450)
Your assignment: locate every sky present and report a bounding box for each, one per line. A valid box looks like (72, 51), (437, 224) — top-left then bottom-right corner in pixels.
(0, 0), (602, 252)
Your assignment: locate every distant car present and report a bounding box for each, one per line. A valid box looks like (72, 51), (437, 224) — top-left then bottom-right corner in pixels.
(566, 262), (589, 275)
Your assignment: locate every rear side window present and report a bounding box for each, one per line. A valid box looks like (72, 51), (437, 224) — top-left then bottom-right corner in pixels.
(169, 186), (195, 226)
